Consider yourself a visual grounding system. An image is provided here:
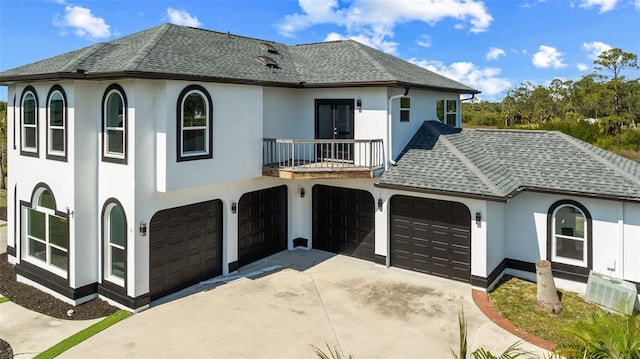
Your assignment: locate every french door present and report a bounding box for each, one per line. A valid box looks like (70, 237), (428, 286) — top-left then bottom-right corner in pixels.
(315, 99), (354, 161)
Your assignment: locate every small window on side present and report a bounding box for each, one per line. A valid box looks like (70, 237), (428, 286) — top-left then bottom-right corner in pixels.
(400, 97), (410, 122)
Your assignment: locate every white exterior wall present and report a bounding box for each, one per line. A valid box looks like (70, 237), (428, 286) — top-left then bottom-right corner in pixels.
(388, 89), (460, 161)
(157, 81), (264, 192)
(623, 202), (640, 283)
(486, 201), (505, 283)
(504, 192), (640, 293)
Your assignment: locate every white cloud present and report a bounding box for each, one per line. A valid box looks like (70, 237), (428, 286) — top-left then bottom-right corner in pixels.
(486, 47), (506, 61)
(53, 5), (111, 40)
(577, 63), (590, 71)
(167, 8), (202, 27)
(278, 0), (492, 55)
(409, 58), (512, 99)
(582, 41), (612, 59)
(635, 0), (640, 10)
(416, 35), (432, 48)
(532, 45), (567, 69)
(579, 0), (617, 12)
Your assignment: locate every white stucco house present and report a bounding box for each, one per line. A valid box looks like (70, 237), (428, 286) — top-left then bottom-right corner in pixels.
(1, 24), (638, 311)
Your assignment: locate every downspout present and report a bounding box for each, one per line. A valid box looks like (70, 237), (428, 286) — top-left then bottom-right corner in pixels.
(386, 87), (409, 170)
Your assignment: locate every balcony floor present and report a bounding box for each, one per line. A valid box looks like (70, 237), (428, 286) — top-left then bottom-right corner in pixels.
(262, 160), (383, 179)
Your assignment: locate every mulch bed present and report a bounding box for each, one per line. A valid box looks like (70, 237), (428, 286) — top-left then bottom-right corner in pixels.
(0, 253), (119, 320)
(0, 252), (120, 358)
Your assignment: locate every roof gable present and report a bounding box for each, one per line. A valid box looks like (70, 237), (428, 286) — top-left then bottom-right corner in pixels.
(379, 121), (640, 202)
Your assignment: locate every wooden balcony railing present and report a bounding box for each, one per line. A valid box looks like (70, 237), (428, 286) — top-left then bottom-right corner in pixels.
(263, 139), (384, 179)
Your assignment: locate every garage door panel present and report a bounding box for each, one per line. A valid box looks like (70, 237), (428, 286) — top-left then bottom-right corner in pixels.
(238, 186), (288, 267)
(149, 200), (222, 301)
(390, 195), (471, 283)
(312, 185), (375, 262)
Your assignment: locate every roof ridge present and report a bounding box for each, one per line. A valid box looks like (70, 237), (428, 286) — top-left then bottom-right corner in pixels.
(59, 43), (108, 72)
(348, 41), (394, 79)
(423, 122), (506, 197)
(557, 132), (640, 186)
(124, 23), (173, 71)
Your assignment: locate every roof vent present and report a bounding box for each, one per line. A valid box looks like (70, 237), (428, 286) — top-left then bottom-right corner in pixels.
(256, 56), (280, 69)
(259, 42), (279, 54)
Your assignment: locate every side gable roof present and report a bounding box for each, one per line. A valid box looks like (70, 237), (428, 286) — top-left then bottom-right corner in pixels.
(0, 23), (478, 94)
(378, 121), (640, 202)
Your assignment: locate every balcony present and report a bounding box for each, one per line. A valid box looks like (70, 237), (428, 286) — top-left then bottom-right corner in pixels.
(263, 139), (385, 179)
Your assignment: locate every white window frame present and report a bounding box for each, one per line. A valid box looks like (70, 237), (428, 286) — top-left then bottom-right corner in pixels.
(180, 90), (210, 158)
(104, 89), (126, 160)
(47, 90), (66, 157)
(437, 99), (459, 127)
(23, 190), (68, 278)
(104, 203), (126, 286)
(551, 204), (588, 267)
(21, 91), (38, 153)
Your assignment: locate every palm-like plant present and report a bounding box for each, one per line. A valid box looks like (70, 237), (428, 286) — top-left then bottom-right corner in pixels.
(312, 343), (354, 359)
(453, 309), (538, 359)
(555, 310), (640, 359)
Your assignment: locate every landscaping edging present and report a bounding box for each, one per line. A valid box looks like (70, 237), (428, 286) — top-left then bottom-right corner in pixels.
(472, 289), (557, 352)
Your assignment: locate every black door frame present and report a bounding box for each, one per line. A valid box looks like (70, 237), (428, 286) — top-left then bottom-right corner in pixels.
(314, 99), (355, 161)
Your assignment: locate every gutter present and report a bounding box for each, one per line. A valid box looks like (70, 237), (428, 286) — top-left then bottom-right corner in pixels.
(386, 87), (409, 170)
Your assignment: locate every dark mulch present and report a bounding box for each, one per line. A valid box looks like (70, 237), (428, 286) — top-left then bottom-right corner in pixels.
(0, 339), (12, 359)
(0, 253), (119, 320)
(0, 207), (6, 221)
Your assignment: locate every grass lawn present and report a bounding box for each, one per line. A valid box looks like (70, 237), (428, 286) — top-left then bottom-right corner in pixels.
(488, 276), (639, 348)
(0, 189), (6, 208)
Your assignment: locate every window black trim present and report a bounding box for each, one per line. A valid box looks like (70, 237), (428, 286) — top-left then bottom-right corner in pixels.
(176, 85), (213, 162)
(100, 198), (127, 294)
(546, 199), (593, 272)
(45, 85), (68, 162)
(20, 86), (39, 158)
(21, 183), (70, 281)
(12, 94), (16, 150)
(101, 84), (128, 165)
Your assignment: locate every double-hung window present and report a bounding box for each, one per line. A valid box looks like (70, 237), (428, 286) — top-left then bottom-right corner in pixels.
(102, 85), (127, 164)
(25, 188), (68, 277)
(21, 87), (38, 156)
(436, 99), (458, 127)
(47, 86), (66, 159)
(177, 85), (213, 161)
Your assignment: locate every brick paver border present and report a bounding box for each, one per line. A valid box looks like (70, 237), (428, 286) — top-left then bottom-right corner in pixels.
(472, 289), (557, 352)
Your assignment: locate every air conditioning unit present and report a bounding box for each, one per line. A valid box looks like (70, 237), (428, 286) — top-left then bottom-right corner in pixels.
(585, 271), (637, 315)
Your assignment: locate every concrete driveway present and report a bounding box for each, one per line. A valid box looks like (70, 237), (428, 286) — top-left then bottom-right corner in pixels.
(60, 250), (547, 358)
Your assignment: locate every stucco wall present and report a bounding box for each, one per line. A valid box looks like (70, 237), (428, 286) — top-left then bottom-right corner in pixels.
(504, 191), (640, 286)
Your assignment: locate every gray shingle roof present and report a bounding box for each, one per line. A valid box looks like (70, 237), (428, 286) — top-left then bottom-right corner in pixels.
(0, 23), (478, 93)
(379, 121), (640, 202)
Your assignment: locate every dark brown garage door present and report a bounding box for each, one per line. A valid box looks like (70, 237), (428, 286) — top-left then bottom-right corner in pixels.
(312, 185), (375, 261)
(149, 200), (222, 300)
(390, 195), (471, 283)
(238, 186), (288, 267)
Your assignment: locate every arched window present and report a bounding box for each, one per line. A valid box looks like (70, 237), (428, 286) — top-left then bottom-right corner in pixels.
(548, 200), (591, 269)
(47, 86), (67, 160)
(24, 185), (68, 276)
(103, 201), (126, 285)
(177, 85), (213, 161)
(102, 84), (127, 164)
(21, 87), (38, 156)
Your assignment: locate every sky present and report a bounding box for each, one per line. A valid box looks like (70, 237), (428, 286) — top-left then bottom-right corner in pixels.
(1, 0), (639, 102)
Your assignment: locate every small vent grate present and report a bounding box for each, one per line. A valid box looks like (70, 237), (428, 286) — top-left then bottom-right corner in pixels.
(585, 271), (637, 315)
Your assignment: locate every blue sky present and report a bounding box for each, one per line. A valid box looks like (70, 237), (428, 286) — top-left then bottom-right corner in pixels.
(1, 0), (639, 102)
